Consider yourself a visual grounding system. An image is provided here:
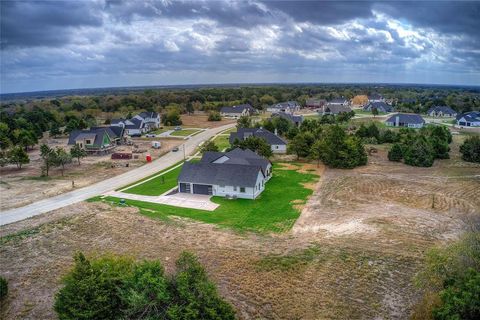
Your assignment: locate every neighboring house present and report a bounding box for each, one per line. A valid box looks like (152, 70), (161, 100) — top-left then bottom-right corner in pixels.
(110, 118), (126, 126)
(456, 111), (480, 127)
(178, 148), (271, 199)
(91, 126), (125, 145)
(134, 111), (161, 130)
(385, 113), (425, 128)
(68, 127), (118, 154)
(306, 98), (327, 109)
(229, 128), (287, 154)
(427, 106), (457, 118)
(363, 102), (394, 113)
(266, 101), (300, 114)
(271, 111), (304, 127)
(220, 104), (255, 118)
(368, 93), (385, 103)
(319, 104), (352, 116)
(327, 98), (349, 106)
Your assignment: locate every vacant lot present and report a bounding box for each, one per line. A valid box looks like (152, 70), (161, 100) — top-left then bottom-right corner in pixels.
(1, 135), (478, 319)
(180, 113), (236, 128)
(170, 128), (202, 137)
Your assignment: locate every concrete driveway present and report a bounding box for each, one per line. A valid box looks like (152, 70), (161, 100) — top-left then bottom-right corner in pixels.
(0, 123), (234, 226)
(104, 191), (219, 211)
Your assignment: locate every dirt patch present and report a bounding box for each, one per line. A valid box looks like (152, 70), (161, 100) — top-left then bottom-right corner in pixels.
(180, 113), (235, 128)
(0, 138), (183, 211)
(0, 143), (478, 319)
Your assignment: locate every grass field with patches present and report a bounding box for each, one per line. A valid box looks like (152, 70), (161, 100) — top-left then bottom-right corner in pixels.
(96, 163), (319, 233)
(170, 129), (202, 136)
(213, 135), (231, 151)
(122, 164), (183, 196)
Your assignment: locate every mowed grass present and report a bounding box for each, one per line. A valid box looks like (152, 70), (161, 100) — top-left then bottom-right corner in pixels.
(122, 164), (184, 196)
(213, 135), (231, 151)
(170, 129), (201, 136)
(96, 163), (319, 233)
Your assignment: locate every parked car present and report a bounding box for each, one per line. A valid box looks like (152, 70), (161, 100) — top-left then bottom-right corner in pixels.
(174, 126), (182, 131)
(151, 141), (161, 149)
(172, 146), (179, 152)
(145, 133), (156, 138)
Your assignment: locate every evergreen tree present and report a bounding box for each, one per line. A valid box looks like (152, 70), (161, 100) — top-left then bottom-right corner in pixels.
(200, 140), (219, 153)
(403, 136), (435, 167)
(388, 143), (403, 162)
(459, 136), (480, 163)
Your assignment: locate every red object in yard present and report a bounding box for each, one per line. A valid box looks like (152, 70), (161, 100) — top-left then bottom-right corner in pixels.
(111, 152), (132, 160)
(146, 154), (152, 162)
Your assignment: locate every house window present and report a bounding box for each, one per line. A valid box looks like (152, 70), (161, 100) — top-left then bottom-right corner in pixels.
(233, 186), (237, 191)
(86, 139), (91, 144)
(240, 187), (245, 193)
(275, 146), (278, 149)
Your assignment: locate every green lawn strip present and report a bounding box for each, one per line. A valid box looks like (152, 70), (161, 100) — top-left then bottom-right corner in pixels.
(220, 127), (237, 134)
(170, 129), (201, 137)
(213, 135), (231, 151)
(94, 163), (318, 233)
(122, 165), (183, 196)
(116, 160), (184, 191)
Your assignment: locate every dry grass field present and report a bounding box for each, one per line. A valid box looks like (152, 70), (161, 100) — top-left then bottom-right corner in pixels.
(1, 135), (479, 319)
(180, 113), (236, 128)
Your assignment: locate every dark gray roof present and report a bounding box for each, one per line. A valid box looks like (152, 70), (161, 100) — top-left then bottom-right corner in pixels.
(200, 151), (225, 163)
(68, 127), (114, 146)
(386, 113), (425, 124)
(272, 111), (304, 124)
(109, 125), (125, 138)
(201, 148), (270, 174)
(110, 118), (125, 125)
(125, 118), (144, 129)
(368, 93), (383, 100)
(328, 98), (348, 104)
(270, 101), (299, 109)
(229, 128), (286, 146)
(456, 111), (480, 122)
(427, 106), (457, 115)
(363, 102), (393, 112)
(178, 162), (262, 188)
(220, 104), (254, 114)
(91, 126), (119, 139)
(324, 104), (352, 114)
(138, 111), (159, 119)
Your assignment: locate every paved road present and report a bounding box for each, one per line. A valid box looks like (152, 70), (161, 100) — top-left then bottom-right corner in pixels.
(0, 123), (235, 226)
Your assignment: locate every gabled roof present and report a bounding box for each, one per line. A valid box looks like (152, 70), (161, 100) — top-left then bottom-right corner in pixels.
(91, 126), (118, 139)
(220, 104), (254, 114)
(456, 111), (480, 122)
(229, 128), (286, 146)
(386, 113), (425, 124)
(68, 127), (113, 146)
(125, 118), (144, 129)
(178, 162), (262, 188)
(272, 111), (304, 124)
(270, 101), (299, 109)
(427, 106), (457, 115)
(328, 98), (348, 104)
(368, 93), (383, 100)
(363, 102), (393, 112)
(110, 118), (125, 125)
(138, 111), (159, 119)
(324, 104), (352, 114)
(109, 125), (125, 138)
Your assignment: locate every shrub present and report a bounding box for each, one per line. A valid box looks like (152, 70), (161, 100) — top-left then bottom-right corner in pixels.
(388, 143), (403, 161)
(0, 276), (8, 301)
(200, 140), (219, 153)
(403, 136), (435, 167)
(430, 136), (450, 159)
(362, 137), (378, 145)
(208, 111), (221, 121)
(460, 136), (480, 163)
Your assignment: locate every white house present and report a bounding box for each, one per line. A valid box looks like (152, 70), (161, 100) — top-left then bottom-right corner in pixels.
(220, 104), (255, 118)
(229, 128), (287, 154)
(134, 111), (161, 130)
(427, 106), (457, 118)
(178, 148), (272, 199)
(385, 113), (425, 128)
(456, 111), (480, 127)
(267, 101), (300, 114)
(368, 93), (385, 103)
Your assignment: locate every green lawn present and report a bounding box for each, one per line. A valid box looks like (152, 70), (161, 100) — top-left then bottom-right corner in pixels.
(170, 129), (201, 137)
(95, 163), (319, 233)
(354, 110), (386, 116)
(221, 127), (237, 134)
(151, 127), (173, 134)
(122, 164), (184, 196)
(213, 135), (231, 151)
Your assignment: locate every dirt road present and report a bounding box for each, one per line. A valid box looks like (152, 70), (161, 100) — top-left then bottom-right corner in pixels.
(0, 123), (235, 226)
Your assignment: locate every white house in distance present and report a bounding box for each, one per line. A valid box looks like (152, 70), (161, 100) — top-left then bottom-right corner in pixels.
(368, 93), (385, 103)
(426, 106), (457, 118)
(456, 111), (480, 127)
(327, 98), (350, 106)
(266, 101), (300, 114)
(110, 117), (146, 137)
(178, 148), (272, 199)
(220, 104), (255, 118)
(385, 113), (425, 128)
(229, 128), (287, 154)
(134, 111), (161, 130)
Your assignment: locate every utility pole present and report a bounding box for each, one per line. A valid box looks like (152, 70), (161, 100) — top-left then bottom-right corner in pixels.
(183, 143), (186, 160)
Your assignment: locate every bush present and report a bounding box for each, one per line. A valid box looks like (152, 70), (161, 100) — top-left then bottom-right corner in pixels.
(208, 111), (221, 121)
(200, 140), (219, 153)
(362, 137), (378, 145)
(54, 252), (235, 320)
(0, 276), (8, 301)
(162, 110), (182, 126)
(388, 143), (403, 161)
(460, 136), (480, 163)
(403, 136), (435, 167)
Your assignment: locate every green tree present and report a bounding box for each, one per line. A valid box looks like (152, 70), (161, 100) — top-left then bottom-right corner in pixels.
(367, 123), (380, 140)
(200, 140), (219, 154)
(120, 260), (170, 319)
(288, 132), (314, 159)
(459, 136), (480, 163)
(236, 115), (252, 129)
(233, 136), (272, 158)
(168, 252), (236, 320)
(207, 111), (221, 121)
(372, 107), (379, 117)
(388, 143), (403, 162)
(8, 146), (29, 169)
(64, 119), (80, 134)
(403, 136), (435, 167)
(355, 124), (369, 138)
(271, 117), (291, 136)
(54, 252), (133, 320)
(70, 144), (87, 165)
(40, 144), (57, 176)
(49, 123), (62, 138)
(430, 137), (450, 159)
(55, 147), (72, 176)
(162, 110), (182, 126)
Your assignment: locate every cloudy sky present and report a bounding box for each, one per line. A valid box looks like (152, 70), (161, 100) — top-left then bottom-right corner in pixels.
(1, 0), (479, 93)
